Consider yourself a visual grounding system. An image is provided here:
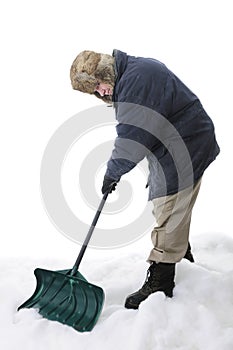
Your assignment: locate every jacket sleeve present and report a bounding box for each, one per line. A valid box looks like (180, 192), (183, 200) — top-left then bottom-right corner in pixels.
(105, 102), (161, 180)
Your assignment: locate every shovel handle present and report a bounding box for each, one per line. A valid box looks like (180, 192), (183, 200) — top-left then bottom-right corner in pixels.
(70, 183), (116, 276)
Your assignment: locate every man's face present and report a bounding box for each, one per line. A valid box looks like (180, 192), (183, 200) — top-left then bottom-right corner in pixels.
(95, 83), (113, 97)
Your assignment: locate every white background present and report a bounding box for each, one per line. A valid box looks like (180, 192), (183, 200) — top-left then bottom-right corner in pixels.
(0, 0), (232, 260)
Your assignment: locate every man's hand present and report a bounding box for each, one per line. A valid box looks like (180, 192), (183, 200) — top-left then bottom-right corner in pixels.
(101, 175), (118, 194)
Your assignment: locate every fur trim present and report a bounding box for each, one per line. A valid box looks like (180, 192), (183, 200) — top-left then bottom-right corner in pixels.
(70, 50), (115, 99)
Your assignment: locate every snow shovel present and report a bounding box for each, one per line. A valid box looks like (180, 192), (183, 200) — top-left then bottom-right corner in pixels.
(18, 185), (115, 332)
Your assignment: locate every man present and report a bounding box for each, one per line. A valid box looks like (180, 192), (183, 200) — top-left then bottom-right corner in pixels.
(70, 49), (220, 309)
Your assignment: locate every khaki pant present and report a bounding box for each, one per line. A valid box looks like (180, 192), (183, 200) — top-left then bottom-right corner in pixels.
(147, 178), (202, 263)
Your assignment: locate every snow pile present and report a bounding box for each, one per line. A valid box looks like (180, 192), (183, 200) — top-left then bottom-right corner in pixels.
(1, 233), (233, 350)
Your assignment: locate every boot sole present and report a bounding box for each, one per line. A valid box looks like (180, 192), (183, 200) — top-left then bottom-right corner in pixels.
(124, 300), (139, 309)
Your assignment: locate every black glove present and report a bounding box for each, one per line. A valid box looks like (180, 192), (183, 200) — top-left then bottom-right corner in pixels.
(101, 175), (118, 194)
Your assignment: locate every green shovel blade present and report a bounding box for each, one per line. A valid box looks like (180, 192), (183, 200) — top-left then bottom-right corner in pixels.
(18, 268), (105, 332)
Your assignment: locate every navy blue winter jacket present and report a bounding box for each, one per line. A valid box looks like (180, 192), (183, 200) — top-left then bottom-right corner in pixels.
(105, 49), (220, 199)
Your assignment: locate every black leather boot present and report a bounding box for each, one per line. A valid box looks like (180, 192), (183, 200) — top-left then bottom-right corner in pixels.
(183, 242), (195, 262)
(125, 262), (175, 310)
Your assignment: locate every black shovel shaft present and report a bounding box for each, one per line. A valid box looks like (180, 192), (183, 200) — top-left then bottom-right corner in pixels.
(70, 187), (112, 276)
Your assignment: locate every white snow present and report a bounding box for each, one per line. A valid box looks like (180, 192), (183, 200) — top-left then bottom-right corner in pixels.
(1, 233), (233, 350)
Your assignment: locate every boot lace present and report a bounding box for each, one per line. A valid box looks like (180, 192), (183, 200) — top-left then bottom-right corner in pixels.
(140, 264), (159, 293)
